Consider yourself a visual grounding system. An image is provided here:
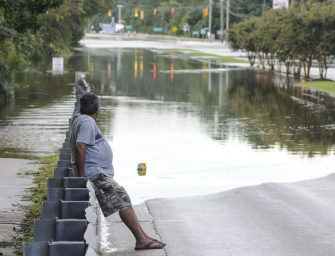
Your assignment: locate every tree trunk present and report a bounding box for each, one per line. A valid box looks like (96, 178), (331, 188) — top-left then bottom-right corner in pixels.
(285, 61), (290, 76)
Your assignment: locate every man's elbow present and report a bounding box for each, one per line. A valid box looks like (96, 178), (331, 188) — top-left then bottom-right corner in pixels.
(75, 142), (87, 153)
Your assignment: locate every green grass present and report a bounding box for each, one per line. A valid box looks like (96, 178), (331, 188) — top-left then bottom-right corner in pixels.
(295, 81), (335, 95)
(153, 48), (250, 64)
(161, 48), (195, 52)
(214, 56), (249, 64)
(187, 51), (249, 64)
(188, 52), (219, 57)
(13, 154), (58, 256)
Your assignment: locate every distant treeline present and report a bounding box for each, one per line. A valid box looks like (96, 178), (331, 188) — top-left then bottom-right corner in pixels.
(228, 1), (335, 79)
(92, 0), (269, 36)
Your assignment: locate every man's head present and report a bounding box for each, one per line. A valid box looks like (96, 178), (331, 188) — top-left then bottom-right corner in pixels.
(80, 92), (100, 118)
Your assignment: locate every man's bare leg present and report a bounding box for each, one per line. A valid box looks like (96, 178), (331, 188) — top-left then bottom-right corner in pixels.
(119, 207), (165, 249)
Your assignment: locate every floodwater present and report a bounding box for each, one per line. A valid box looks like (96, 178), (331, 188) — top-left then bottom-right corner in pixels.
(1, 47), (335, 203)
(0, 68), (76, 158)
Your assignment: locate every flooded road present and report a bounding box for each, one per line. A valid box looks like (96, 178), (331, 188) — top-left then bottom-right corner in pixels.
(1, 46), (335, 204)
(0, 68), (76, 158)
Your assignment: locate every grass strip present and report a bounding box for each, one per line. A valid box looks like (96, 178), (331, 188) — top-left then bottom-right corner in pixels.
(295, 81), (335, 95)
(214, 56), (249, 64)
(187, 51), (249, 64)
(13, 154), (58, 256)
(188, 52), (221, 57)
(158, 49), (249, 64)
(160, 48), (196, 52)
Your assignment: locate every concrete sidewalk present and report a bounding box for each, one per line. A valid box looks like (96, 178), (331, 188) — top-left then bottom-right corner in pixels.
(0, 158), (40, 255)
(99, 203), (166, 256)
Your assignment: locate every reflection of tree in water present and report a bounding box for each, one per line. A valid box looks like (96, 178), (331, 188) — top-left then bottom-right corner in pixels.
(0, 62), (11, 104)
(84, 48), (335, 157)
(217, 70), (335, 157)
(0, 82), (11, 104)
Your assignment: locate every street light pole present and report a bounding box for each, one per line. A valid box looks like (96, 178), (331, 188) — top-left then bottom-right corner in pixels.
(209, 0), (213, 37)
(117, 4), (123, 23)
(220, 0), (224, 43)
(226, 0), (230, 31)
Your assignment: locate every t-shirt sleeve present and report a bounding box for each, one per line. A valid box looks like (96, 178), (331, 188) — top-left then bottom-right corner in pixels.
(76, 120), (96, 146)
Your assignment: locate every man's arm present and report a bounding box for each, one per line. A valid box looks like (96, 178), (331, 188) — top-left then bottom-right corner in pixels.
(75, 142), (87, 177)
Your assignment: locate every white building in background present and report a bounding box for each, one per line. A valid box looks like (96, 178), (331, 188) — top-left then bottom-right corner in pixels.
(99, 17), (124, 33)
(273, 0), (289, 9)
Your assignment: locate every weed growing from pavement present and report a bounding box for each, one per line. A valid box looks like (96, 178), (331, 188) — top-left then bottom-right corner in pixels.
(12, 154), (58, 256)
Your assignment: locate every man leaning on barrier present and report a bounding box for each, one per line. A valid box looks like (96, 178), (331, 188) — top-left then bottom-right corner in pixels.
(70, 92), (166, 250)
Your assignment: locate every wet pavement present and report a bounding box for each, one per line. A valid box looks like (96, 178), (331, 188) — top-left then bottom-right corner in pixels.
(102, 173), (335, 256)
(100, 203), (166, 256)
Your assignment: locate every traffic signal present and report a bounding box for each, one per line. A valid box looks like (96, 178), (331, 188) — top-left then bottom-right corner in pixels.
(171, 8), (175, 14)
(153, 8), (158, 15)
(135, 8), (139, 18)
(203, 8), (208, 17)
(108, 10), (112, 17)
(140, 10), (144, 19)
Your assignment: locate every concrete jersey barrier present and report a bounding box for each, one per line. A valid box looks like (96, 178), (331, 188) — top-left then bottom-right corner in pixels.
(24, 78), (102, 256)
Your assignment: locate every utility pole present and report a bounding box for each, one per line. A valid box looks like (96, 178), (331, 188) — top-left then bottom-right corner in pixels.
(209, 0), (213, 38)
(226, 0), (230, 31)
(220, 0), (224, 43)
(263, 0), (266, 16)
(117, 4), (123, 23)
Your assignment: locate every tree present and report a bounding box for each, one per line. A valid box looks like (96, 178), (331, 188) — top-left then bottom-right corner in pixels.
(228, 0), (335, 79)
(229, 17), (258, 66)
(0, 0), (64, 33)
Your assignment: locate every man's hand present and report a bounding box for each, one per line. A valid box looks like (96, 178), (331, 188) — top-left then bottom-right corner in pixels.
(75, 142), (87, 177)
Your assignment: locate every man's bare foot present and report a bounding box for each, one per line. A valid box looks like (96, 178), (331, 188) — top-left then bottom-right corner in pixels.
(135, 239), (166, 250)
(144, 235), (166, 246)
(140, 226), (166, 245)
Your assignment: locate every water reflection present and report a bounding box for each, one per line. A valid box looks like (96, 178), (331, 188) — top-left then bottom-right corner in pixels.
(83, 48), (335, 158)
(77, 48), (335, 204)
(0, 69), (76, 158)
(1, 47), (335, 203)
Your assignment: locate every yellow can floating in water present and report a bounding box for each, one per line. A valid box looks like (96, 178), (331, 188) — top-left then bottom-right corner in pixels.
(137, 163), (147, 176)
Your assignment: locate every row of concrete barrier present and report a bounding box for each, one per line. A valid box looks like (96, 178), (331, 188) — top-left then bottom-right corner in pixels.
(24, 78), (100, 256)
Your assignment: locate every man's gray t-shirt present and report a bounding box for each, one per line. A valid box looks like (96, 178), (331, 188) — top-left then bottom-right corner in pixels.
(71, 114), (114, 179)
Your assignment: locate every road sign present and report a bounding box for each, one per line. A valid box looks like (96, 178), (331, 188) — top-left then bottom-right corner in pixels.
(273, 0), (289, 9)
(172, 26), (178, 32)
(52, 57), (64, 74)
(153, 27), (163, 33)
(125, 25), (133, 30)
(183, 23), (189, 32)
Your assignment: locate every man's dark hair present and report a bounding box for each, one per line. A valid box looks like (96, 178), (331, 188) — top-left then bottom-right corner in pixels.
(80, 92), (100, 115)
